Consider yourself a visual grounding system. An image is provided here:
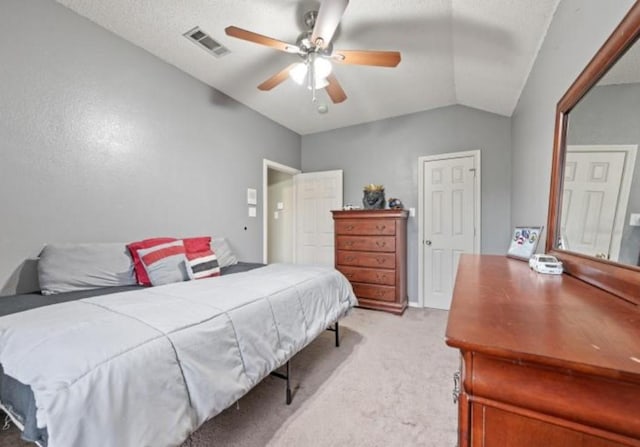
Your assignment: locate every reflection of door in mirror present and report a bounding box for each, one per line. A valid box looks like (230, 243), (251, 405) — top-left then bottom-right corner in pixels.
(563, 38), (640, 267)
(560, 145), (637, 261)
(546, 2), (640, 302)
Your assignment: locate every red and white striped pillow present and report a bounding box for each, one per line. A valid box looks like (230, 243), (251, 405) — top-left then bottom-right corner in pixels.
(183, 237), (221, 279)
(127, 237), (177, 286)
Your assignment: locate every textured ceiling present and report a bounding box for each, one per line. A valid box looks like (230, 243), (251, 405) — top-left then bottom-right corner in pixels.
(57, 0), (560, 135)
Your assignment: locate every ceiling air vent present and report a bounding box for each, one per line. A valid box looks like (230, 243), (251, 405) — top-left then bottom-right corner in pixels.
(184, 26), (230, 58)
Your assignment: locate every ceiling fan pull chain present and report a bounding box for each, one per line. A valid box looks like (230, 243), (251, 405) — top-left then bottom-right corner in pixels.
(310, 53), (317, 102)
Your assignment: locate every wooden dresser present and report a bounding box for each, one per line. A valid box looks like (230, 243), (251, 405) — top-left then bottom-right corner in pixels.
(331, 209), (408, 315)
(446, 255), (640, 447)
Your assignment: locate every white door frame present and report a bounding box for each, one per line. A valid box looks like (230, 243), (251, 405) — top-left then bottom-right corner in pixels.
(263, 159), (301, 264)
(566, 144), (637, 261)
(417, 150), (481, 308)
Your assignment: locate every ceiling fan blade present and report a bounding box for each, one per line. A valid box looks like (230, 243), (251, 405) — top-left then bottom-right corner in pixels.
(258, 64), (297, 91)
(311, 0), (349, 49)
(333, 50), (401, 67)
(325, 73), (347, 103)
(225, 26), (300, 54)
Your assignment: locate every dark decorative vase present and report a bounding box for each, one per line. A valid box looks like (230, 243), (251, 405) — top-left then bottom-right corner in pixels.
(362, 185), (385, 209)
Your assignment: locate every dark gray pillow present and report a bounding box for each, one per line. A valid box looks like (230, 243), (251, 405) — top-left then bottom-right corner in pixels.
(38, 243), (136, 295)
(211, 237), (238, 268)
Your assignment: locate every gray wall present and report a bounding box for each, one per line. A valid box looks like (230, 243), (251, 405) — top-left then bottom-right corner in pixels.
(301, 105), (512, 305)
(0, 0), (301, 295)
(510, 0), (635, 244)
(567, 83), (640, 265)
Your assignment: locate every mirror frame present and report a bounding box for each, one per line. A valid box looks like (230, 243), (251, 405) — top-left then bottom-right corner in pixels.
(546, 2), (640, 305)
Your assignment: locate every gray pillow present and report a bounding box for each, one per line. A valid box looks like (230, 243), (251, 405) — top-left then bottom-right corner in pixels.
(211, 237), (238, 268)
(38, 243), (136, 295)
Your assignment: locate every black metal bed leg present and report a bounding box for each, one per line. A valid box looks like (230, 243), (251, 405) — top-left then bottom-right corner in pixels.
(326, 321), (340, 347)
(285, 361), (292, 405)
(270, 361), (292, 405)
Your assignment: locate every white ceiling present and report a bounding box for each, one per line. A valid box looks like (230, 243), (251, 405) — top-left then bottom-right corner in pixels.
(57, 0), (560, 135)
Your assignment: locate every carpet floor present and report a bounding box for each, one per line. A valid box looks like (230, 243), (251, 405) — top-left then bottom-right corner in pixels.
(1, 307), (458, 447)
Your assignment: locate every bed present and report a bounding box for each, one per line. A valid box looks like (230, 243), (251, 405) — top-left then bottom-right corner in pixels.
(0, 262), (357, 447)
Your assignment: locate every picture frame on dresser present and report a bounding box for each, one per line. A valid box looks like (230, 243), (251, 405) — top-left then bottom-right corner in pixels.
(506, 226), (543, 261)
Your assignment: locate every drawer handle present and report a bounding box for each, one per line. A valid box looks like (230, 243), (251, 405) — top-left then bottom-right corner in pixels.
(375, 241), (386, 248)
(346, 224), (355, 231)
(376, 274), (387, 281)
(376, 257), (386, 264)
(375, 290), (385, 297)
(345, 256), (355, 262)
(452, 371), (461, 404)
(345, 241), (354, 247)
(376, 224), (386, 231)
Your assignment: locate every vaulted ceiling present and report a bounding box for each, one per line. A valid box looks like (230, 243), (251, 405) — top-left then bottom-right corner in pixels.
(57, 0), (560, 135)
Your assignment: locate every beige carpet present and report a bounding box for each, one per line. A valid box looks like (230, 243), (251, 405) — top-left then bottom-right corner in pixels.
(1, 308), (458, 447)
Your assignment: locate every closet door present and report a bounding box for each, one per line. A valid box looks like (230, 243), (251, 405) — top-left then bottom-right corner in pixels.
(294, 170), (343, 265)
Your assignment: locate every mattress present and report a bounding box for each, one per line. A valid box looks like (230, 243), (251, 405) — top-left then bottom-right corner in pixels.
(0, 262), (264, 445)
(0, 263), (356, 447)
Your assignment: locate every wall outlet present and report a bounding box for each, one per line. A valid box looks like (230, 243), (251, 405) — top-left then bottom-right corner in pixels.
(248, 207), (256, 217)
(274, 211), (279, 220)
(630, 213), (640, 227)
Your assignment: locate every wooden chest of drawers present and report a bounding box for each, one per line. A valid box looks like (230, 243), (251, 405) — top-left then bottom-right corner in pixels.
(332, 209), (408, 315)
(447, 256), (640, 447)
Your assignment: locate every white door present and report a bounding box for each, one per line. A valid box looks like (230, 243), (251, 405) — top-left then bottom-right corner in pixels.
(421, 153), (479, 310)
(561, 147), (629, 260)
(295, 170), (343, 265)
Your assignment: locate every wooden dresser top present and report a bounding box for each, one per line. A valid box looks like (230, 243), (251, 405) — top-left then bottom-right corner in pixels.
(446, 255), (640, 382)
(331, 209), (409, 219)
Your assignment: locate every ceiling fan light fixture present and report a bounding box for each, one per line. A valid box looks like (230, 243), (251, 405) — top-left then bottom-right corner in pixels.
(289, 58), (332, 89)
(289, 62), (308, 85)
(314, 57), (332, 79)
(307, 77), (329, 90)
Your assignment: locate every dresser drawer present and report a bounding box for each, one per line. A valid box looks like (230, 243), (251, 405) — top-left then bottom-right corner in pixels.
(352, 283), (396, 302)
(335, 219), (396, 236)
(337, 236), (396, 252)
(337, 266), (395, 286)
(337, 251), (396, 269)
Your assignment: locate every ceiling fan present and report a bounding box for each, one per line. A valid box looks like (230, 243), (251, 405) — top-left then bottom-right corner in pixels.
(224, 0), (401, 104)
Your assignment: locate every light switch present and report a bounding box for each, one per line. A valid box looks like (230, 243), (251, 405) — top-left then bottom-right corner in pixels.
(277, 202), (284, 210)
(409, 207), (416, 217)
(247, 188), (257, 205)
(248, 207), (256, 217)
(630, 213), (640, 227)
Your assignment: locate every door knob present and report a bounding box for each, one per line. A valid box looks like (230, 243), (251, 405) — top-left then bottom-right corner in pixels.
(425, 240), (432, 246)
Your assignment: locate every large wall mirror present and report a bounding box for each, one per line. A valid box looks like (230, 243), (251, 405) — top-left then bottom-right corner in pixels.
(546, 2), (640, 304)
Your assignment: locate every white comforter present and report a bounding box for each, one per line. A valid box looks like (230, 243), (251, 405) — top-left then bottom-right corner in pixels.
(0, 264), (357, 447)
